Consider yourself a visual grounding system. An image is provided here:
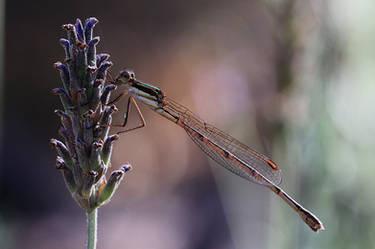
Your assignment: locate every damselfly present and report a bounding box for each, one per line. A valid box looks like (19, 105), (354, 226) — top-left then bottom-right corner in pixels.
(106, 69), (324, 232)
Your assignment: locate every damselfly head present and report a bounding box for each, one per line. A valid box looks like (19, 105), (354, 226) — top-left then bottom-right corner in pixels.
(115, 69), (136, 85)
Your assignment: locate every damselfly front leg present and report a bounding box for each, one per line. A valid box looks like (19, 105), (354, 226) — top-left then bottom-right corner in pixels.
(100, 72), (146, 135)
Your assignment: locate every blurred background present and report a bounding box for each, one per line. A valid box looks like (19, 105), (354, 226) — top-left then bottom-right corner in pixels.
(1, 0), (374, 248)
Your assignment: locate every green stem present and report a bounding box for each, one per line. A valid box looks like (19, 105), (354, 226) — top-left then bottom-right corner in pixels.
(86, 208), (98, 249)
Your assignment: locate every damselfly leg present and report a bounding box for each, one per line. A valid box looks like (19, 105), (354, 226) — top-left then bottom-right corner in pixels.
(111, 95), (146, 135)
(101, 72), (146, 134)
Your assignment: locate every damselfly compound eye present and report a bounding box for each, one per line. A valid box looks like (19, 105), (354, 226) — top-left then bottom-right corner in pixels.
(119, 69), (136, 82)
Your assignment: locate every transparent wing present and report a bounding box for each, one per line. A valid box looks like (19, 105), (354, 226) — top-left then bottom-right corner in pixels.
(165, 98), (282, 186)
(184, 124), (272, 186)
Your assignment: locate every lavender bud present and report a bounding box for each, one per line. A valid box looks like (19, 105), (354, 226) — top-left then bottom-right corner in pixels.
(91, 102), (103, 125)
(95, 161), (107, 182)
(100, 84), (116, 105)
(85, 65), (97, 94)
(76, 42), (88, 83)
(97, 105), (117, 140)
(50, 139), (73, 169)
(95, 164), (131, 206)
(96, 61), (112, 80)
(75, 18), (85, 43)
(54, 109), (73, 132)
(56, 157), (76, 193)
(51, 88), (72, 111)
(81, 170), (98, 198)
(54, 62), (70, 92)
(87, 37), (100, 67)
(96, 53), (110, 68)
(89, 140), (103, 171)
(84, 17), (99, 44)
(102, 134), (119, 166)
(91, 79), (104, 108)
(59, 39), (71, 62)
(62, 24), (78, 51)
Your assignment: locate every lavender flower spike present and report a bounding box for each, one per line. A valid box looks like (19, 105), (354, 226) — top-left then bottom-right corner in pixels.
(51, 17), (130, 213)
(51, 17), (132, 249)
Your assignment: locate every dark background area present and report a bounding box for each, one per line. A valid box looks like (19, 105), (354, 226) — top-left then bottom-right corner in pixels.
(1, 0), (375, 248)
